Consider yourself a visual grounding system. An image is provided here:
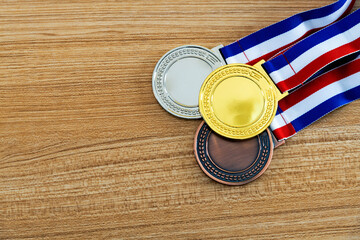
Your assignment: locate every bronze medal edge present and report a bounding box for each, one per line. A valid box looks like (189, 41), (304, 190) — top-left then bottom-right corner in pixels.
(194, 121), (274, 185)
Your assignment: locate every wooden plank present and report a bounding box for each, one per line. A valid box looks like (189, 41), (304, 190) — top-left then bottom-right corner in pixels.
(0, 0), (359, 239)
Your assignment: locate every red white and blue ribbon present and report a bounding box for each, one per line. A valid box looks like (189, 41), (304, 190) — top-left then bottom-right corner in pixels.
(268, 8), (360, 140)
(263, 8), (360, 93)
(270, 51), (360, 140)
(220, 0), (355, 65)
(219, 1), (360, 141)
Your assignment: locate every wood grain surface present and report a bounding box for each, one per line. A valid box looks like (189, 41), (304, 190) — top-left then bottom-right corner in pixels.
(1, 1), (360, 239)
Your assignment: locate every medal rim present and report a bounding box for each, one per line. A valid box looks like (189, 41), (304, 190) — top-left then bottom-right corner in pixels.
(152, 45), (224, 119)
(199, 63), (278, 139)
(194, 121), (274, 186)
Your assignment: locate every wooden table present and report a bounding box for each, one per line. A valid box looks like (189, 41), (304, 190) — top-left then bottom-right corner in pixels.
(1, 1), (359, 239)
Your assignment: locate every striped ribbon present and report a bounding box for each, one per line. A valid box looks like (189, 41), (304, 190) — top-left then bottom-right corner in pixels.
(219, 0), (360, 141)
(220, 0), (355, 65)
(263, 8), (360, 93)
(270, 51), (360, 140)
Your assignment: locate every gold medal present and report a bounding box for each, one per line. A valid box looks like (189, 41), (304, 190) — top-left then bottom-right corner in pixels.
(199, 61), (288, 139)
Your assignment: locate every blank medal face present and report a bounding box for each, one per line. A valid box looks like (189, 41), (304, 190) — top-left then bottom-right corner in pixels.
(212, 76), (265, 127)
(207, 132), (260, 172)
(165, 57), (213, 107)
(199, 64), (278, 139)
(152, 45), (224, 119)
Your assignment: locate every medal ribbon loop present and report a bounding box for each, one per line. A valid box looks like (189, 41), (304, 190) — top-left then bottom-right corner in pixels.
(270, 51), (360, 140)
(220, 0), (355, 65)
(263, 8), (360, 93)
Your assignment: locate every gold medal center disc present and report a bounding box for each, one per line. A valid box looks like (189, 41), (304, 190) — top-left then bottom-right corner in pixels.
(212, 76), (264, 127)
(199, 63), (282, 140)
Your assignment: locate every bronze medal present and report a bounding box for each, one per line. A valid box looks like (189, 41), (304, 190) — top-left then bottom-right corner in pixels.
(194, 121), (284, 185)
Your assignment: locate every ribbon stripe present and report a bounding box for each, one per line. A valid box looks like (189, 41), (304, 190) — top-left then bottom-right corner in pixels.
(220, 0), (355, 65)
(270, 53), (360, 140)
(276, 37), (360, 91)
(263, 9), (360, 92)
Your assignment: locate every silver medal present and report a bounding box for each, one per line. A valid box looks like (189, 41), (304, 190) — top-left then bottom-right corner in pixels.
(152, 45), (225, 119)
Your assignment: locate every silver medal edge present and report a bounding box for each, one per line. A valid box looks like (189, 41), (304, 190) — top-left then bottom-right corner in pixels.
(152, 45), (224, 119)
